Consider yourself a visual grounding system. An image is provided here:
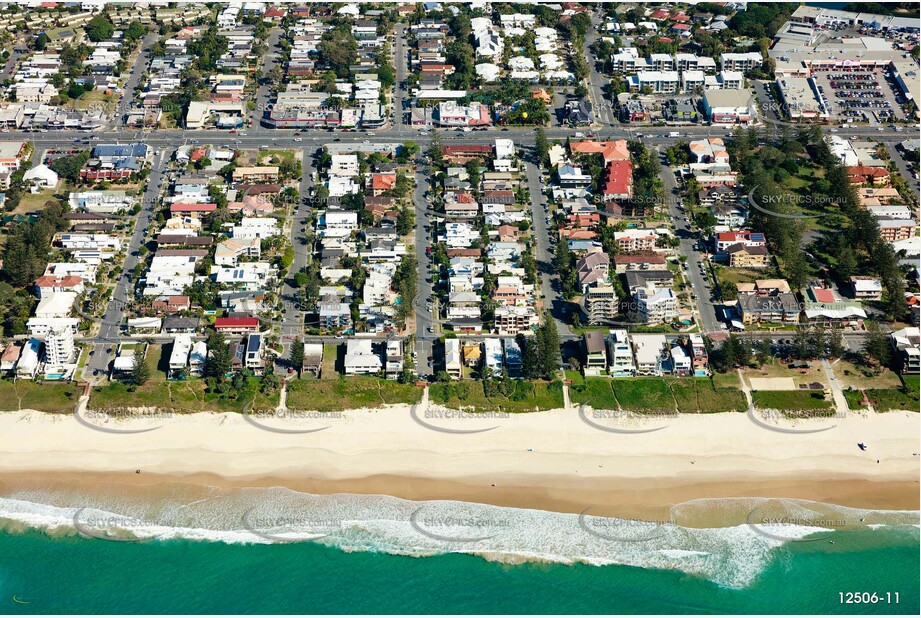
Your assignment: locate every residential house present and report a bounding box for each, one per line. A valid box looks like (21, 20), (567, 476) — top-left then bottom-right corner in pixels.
(445, 338), (462, 378)
(344, 339), (382, 375)
(603, 330), (634, 377)
(584, 331), (608, 372)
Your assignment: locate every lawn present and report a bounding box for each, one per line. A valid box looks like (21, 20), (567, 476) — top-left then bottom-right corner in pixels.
(863, 375), (920, 412)
(321, 343), (339, 379)
(752, 390), (833, 412)
(89, 377), (277, 414)
(612, 378), (676, 411)
(742, 361), (828, 388)
(286, 376), (423, 412)
(843, 389), (869, 412)
(686, 380), (747, 413)
(570, 376), (746, 413)
(715, 267), (761, 286)
(73, 89), (117, 115)
(711, 371), (742, 390)
(569, 377), (619, 409)
(12, 189), (58, 215)
(832, 360), (903, 390)
(258, 150), (297, 167)
(429, 379), (563, 412)
(0, 379), (82, 413)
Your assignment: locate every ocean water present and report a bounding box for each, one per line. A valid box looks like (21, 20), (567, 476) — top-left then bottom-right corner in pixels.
(0, 486), (917, 614)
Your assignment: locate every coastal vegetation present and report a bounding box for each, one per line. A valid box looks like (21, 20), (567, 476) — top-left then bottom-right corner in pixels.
(428, 379), (563, 412)
(568, 376), (746, 414)
(0, 379), (80, 414)
(89, 377), (278, 414)
(751, 390), (833, 413)
(285, 376), (423, 412)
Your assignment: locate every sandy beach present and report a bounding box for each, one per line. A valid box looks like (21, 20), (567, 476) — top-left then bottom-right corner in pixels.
(1, 405), (918, 519)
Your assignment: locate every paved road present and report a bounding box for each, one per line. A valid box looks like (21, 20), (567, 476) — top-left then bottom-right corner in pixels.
(659, 148), (722, 334)
(85, 150), (168, 378)
(413, 165), (436, 379)
(278, 148), (318, 361)
(522, 156), (570, 336)
(9, 121), (912, 155)
(584, 11), (615, 127)
(0, 45), (25, 81)
(115, 32), (159, 128)
(253, 28), (283, 131)
(884, 141), (919, 199)
(393, 21), (409, 130)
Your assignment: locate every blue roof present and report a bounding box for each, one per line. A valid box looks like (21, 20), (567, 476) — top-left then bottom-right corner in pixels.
(93, 143), (148, 158)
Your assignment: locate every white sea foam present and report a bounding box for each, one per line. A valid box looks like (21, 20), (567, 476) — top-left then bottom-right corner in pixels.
(0, 488), (917, 589)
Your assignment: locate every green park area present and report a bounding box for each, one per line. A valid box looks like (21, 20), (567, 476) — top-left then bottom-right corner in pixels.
(568, 375), (746, 414)
(428, 379), (563, 412)
(0, 379), (82, 414)
(285, 375), (423, 412)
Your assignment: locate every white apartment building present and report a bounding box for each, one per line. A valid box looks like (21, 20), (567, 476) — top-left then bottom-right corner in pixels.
(634, 287), (678, 324)
(232, 217), (280, 240)
(607, 330), (635, 376)
(44, 327), (75, 365)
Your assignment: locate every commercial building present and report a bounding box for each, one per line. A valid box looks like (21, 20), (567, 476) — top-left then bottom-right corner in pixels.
(702, 89), (754, 124)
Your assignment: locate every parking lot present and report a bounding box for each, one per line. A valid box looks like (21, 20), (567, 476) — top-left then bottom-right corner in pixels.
(812, 68), (908, 123)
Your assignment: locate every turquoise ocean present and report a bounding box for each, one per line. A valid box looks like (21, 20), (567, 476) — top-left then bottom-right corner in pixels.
(0, 484), (917, 614)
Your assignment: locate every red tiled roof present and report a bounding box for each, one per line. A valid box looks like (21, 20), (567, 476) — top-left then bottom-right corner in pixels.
(602, 160), (633, 197)
(569, 139), (630, 162)
(442, 145), (492, 155)
(371, 174), (397, 191)
(847, 166), (889, 177)
(716, 230), (762, 243)
(613, 254), (666, 264)
(215, 317), (259, 328)
(34, 275), (82, 287)
(170, 203), (217, 212)
(447, 248), (482, 258)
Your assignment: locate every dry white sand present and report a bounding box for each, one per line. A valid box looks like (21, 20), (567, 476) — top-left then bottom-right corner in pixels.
(1, 406), (917, 485)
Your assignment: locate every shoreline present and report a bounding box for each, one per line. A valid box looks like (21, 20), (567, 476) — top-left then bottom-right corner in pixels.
(2, 470), (918, 522)
(1, 407), (919, 522)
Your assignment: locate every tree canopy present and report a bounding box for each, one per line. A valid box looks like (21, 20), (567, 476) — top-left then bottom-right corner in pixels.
(84, 14), (115, 42)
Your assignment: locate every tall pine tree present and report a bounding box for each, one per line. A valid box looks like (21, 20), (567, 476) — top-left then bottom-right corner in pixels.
(290, 338), (304, 376)
(537, 314), (561, 379)
(204, 331), (232, 382)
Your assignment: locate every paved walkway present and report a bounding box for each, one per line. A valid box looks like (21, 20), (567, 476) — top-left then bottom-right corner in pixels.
(821, 358), (850, 418)
(737, 369), (753, 408)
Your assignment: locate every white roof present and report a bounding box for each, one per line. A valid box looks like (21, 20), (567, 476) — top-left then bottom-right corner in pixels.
(23, 163), (58, 183)
(169, 334), (192, 368)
